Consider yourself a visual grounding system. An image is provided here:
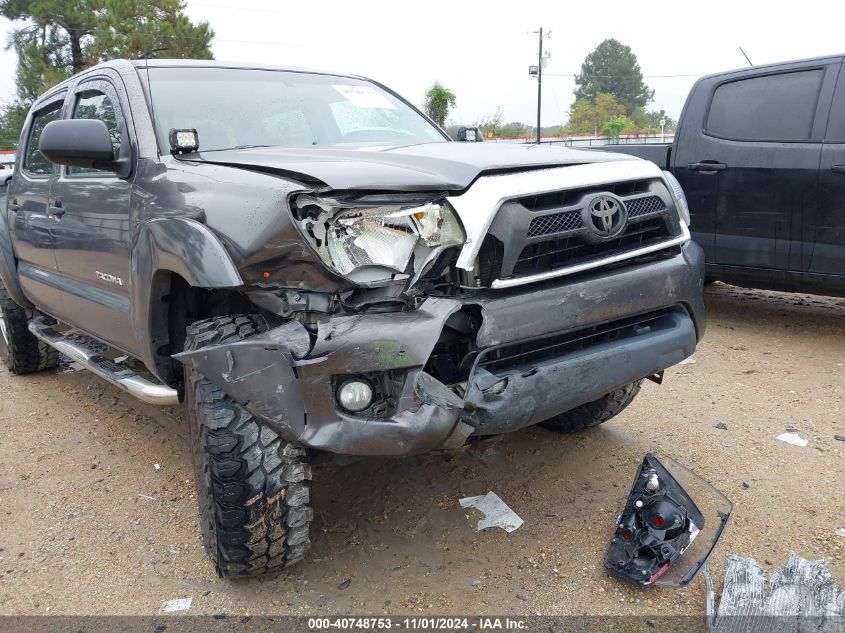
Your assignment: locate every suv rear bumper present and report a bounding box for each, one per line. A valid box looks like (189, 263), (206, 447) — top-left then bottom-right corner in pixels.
(177, 242), (705, 456)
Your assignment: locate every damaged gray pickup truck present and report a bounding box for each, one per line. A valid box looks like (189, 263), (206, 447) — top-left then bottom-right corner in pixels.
(0, 60), (705, 578)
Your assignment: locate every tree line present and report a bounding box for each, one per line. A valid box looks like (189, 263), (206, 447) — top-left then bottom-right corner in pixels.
(1, 14), (673, 150)
(0, 0), (213, 149)
(436, 39), (677, 140)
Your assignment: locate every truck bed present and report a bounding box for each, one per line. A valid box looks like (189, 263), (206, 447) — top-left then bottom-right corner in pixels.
(589, 143), (671, 170)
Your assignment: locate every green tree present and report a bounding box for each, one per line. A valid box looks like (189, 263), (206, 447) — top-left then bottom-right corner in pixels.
(565, 93), (625, 135)
(423, 83), (456, 128)
(602, 115), (635, 140)
(0, 103), (29, 148)
(0, 0), (213, 149)
(92, 0), (214, 64)
(574, 39), (654, 113)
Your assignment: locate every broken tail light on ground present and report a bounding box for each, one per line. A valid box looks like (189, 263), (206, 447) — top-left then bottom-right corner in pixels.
(606, 453), (732, 587)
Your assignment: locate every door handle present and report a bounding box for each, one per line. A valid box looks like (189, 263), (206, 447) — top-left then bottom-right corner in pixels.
(687, 161), (727, 172)
(831, 165), (845, 174)
(8, 198), (19, 213)
(48, 200), (65, 217)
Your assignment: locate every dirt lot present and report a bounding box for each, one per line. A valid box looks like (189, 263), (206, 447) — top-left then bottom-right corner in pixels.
(0, 283), (843, 620)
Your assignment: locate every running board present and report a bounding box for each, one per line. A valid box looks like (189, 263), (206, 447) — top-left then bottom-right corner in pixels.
(28, 319), (180, 406)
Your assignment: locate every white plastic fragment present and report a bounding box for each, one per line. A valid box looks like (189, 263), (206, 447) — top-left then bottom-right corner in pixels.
(679, 356), (696, 365)
(836, 528), (845, 538)
(161, 597), (192, 613)
(713, 553), (844, 631)
(459, 492), (523, 533)
(138, 494), (158, 501)
(776, 432), (808, 447)
(154, 463), (161, 470)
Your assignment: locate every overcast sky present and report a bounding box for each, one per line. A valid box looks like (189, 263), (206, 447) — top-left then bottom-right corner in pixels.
(1, 0), (843, 126)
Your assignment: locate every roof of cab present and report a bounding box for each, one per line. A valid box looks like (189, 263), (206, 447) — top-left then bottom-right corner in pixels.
(129, 58), (364, 80)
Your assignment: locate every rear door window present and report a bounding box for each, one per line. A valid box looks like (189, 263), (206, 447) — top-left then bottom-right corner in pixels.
(825, 67), (845, 142)
(706, 69), (824, 141)
(23, 100), (63, 176)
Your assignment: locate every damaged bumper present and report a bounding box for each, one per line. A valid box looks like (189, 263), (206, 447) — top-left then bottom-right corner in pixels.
(176, 242), (705, 456)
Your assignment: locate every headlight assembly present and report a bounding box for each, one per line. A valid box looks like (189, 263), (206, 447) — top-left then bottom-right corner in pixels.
(294, 195), (466, 284)
(662, 171), (691, 226)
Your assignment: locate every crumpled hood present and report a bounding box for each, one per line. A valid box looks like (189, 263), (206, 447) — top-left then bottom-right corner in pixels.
(188, 141), (638, 191)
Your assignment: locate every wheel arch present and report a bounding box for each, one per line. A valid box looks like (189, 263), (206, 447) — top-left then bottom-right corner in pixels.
(0, 204), (33, 309)
(133, 217), (244, 382)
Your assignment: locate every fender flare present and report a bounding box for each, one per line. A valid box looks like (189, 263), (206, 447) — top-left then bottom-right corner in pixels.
(0, 206), (33, 308)
(132, 217), (243, 376)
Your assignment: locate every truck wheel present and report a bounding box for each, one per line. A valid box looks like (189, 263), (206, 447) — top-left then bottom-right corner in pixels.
(540, 381), (643, 434)
(0, 284), (58, 374)
(183, 315), (313, 578)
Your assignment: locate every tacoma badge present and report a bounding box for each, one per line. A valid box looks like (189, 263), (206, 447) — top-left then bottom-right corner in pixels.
(96, 271), (124, 286)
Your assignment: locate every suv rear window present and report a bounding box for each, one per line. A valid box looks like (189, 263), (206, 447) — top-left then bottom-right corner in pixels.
(706, 69), (823, 141)
(24, 101), (63, 175)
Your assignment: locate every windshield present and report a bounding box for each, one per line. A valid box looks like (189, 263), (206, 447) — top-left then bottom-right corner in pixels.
(141, 67), (447, 152)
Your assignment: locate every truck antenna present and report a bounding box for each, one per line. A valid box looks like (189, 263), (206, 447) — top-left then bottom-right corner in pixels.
(141, 51), (160, 153)
(739, 47), (753, 66)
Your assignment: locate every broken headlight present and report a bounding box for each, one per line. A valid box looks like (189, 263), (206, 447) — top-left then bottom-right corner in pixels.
(294, 195), (465, 283)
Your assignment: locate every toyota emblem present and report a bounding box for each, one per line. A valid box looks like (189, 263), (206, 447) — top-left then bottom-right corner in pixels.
(584, 194), (628, 239)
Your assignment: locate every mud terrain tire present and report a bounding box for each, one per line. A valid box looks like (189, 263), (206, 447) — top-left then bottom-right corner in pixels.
(0, 283), (57, 374)
(184, 315), (312, 578)
(540, 381), (643, 434)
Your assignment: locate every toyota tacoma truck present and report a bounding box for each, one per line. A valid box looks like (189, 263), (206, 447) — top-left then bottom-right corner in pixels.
(0, 59), (704, 578)
(595, 53), (845, 297)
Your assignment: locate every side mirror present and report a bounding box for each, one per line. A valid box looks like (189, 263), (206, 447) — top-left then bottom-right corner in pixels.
(446, 125), (483, 142)
(38, 119), (121, 173)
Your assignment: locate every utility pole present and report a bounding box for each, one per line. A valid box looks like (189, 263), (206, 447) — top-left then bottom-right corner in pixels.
(531, 28), (551, 145)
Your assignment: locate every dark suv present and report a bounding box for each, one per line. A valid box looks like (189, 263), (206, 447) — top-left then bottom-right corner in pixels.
(0, 59), (704, 578)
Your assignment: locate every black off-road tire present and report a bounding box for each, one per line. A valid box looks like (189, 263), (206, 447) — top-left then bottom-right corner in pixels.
(540, 381), (643, 434)
(184, 315), (313, 578)
(0, 283), (58, 374)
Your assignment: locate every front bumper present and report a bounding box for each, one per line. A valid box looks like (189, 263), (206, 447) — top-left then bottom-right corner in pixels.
(177, 241), (705, 456)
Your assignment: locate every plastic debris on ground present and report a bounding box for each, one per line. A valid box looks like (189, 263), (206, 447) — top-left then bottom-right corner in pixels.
(459, 492), (523, 533)
(161, 597), (192, 613)
(679, 356), (697, 365)
(711, 552), (845, 633)
(776, 432), (808, 447)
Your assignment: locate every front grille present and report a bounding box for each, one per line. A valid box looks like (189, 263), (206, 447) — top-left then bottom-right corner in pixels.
(527, 209), (582, 237)
(477, 178), (683, 286)
(476, 310), (672, 374)
(626, 195), (666, 218)
(526, 194), (666, 238)
(513, 217), (670, 277)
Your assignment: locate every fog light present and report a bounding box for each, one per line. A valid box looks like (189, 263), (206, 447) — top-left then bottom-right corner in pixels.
(337, 380), (373, 412)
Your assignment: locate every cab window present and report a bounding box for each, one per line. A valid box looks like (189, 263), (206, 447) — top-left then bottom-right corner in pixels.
(23, 101), (63, 176)
(70, 88), (124, 174)
(706, 69), (824, 141)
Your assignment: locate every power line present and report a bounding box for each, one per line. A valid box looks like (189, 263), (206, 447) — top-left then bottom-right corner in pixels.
(544, 72), (709, 79)
(189, 1), (292, 13)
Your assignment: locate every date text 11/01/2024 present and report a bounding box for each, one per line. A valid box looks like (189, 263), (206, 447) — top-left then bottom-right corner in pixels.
(308, 617), (527, 630)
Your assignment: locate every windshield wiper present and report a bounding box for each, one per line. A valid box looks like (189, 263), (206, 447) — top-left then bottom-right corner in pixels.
(202, 144), (278, 152)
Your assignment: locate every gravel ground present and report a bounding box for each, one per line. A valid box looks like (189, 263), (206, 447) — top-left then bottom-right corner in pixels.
(0, 283), (843, 621)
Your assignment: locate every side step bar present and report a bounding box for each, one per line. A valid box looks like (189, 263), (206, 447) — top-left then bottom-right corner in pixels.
(28, 319), (180, 406)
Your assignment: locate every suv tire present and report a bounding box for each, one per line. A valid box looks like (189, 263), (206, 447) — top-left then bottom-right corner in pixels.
(0, 283), (58, 374)
(184, 315), (313, 578)
(540, 381), (642, 434)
